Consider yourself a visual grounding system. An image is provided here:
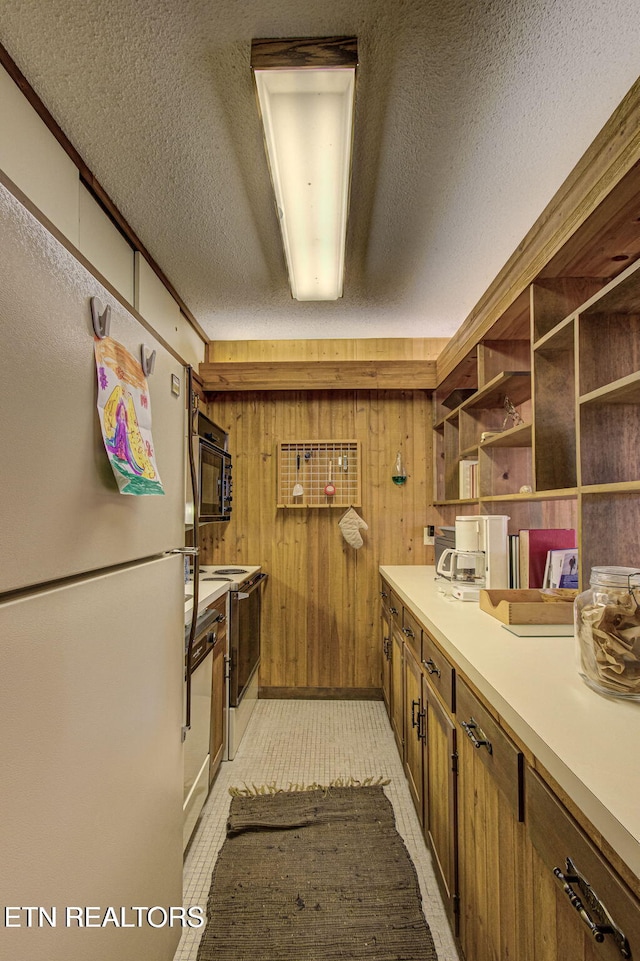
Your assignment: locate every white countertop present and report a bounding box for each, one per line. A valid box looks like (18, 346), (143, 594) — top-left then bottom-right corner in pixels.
(381, 565), (640, 879)
(184, 576), (229, 621)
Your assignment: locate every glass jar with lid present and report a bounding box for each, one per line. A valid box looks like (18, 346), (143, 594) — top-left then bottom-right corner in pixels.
(575, 566), (640, 699)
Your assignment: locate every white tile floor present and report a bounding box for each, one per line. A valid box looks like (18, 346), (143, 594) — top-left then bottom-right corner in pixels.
(174, 699), (461, 961)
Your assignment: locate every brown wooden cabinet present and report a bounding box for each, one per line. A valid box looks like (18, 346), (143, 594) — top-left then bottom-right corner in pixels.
(382, 572), (640, 961)
(380, 577), (404, 756)
(380, 605), (392, 716)
(527, 769), (640, 961)
(422, 672), (458, 931)
(455, 677), (531, 960)
(208, 595), (228, 786)
(390, 626), (404, 758)
(403, 643), (424, 823)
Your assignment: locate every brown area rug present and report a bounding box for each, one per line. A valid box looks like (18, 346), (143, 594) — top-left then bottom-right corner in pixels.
(196, 785), (438, 960)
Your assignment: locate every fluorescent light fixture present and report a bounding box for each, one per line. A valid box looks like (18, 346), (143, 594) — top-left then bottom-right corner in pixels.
(251, 38), (358, 301)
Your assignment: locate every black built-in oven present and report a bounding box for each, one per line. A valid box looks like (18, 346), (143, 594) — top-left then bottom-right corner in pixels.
(229, 572), (267, 707)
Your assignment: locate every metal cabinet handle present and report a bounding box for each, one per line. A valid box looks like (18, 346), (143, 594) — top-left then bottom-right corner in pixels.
(422, 657), (441, 678)
(411, 699), (420, 729)
(380, 591), (388, 599)
(417, 708), (426, 743)
(461, 718), (492, 754)
(402, 626), (415, 639)
(553, 858), (631, 957)
(389, 606), (399, 615)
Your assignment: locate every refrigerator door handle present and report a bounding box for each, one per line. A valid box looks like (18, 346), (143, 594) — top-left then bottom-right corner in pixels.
(182, 366), (201, 740)
(168, 547), (199, 555)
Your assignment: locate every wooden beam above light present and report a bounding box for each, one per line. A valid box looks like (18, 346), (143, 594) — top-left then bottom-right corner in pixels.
(198, 359), (437, 392)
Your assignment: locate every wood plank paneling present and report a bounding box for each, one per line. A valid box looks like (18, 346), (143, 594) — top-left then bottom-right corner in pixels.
(198, 358), (437, 391)
(207, 338), (449, 363)
(200, 388), (434, 693)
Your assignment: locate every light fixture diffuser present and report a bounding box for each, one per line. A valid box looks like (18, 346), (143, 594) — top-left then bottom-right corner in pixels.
(251, 38), (358, 301)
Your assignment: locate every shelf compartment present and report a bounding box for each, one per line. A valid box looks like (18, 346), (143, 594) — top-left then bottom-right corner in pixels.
(443, 415), (460, 501)
(579, 398), (640, 486)
(276, 440), (361, 508)
(477, 339), (530, 388)
(479, 422), (532, 449)
(578, 258), (640, 396)
(579, 369), (640, 406)
(579, 312), (640, 397)
(530, 277), (603, 342)
(459, 444), (479, 458)
(532, 314), (575, 352)
(533, 319), (577, 491)
(478, 444), (532, 499)
(461, 370), (531, 410)
(581, 491), (640, 586)
(433, 427), (446, 503)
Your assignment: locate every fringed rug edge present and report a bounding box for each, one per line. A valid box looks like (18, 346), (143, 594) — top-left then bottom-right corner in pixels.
(228, 775), (391, 797)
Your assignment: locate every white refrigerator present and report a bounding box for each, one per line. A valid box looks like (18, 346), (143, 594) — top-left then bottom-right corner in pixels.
(0, 182), (188, 961)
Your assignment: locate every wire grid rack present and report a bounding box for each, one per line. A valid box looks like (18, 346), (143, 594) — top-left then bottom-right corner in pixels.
(276, 440), (361, 508)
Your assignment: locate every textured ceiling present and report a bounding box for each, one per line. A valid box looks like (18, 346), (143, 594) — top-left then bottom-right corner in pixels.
(1, 0), (639, 341)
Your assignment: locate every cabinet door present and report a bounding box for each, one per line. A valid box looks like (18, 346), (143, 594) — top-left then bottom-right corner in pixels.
(390, 628), (404, 757)
(380, 606), (392, 718)
(527, 769), (640, 961)
(209, 636), (227, 783)
(423, 675), (458, 932)
(403, 644), (423, 824)
(456, 678), (531, 960)
(209, 597), (228, 785)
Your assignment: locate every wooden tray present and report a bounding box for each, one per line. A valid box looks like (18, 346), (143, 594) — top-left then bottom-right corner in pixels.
(479, 589), (575, 625)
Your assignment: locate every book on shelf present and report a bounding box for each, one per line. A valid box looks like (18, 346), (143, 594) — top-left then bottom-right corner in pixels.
(459, 459), (478, 499)
(508, 533), (520, 588)
(544, 549), (579, 589)
(519, 528), (577, 589)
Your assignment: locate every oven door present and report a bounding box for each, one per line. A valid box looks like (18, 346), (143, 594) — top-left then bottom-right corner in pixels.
(197, 437), (231, 523)
(229, 573), (267, 707)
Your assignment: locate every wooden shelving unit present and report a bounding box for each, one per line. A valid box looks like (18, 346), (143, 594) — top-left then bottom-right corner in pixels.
(434, 369), (532, 502)
(276, 440), (361, 508)
(433, 234), (640, 589)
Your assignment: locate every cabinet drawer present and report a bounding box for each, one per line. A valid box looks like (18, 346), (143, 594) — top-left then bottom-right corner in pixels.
(401, 607), (422, 659)
(379, 579), (401, 621)
(456, 678), (522, 819)
(421, 629), (455, 713)
(527, 769), (640, 960)
(207, 596), (227, 644)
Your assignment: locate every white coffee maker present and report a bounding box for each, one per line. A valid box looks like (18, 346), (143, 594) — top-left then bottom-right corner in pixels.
(436, 515), (509, 600)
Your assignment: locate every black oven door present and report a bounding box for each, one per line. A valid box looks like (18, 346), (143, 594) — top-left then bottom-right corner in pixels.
(229, 573), (267, 707)
(198, 438), (231, 522)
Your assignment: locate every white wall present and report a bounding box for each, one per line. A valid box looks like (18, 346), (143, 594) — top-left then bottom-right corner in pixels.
(0, 63), (205, 367)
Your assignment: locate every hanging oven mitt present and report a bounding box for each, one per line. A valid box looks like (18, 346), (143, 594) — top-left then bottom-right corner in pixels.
(338, 507), (368, 549)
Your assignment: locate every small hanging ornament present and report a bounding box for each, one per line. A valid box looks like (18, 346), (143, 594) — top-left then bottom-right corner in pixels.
(392, 451), (407, 486)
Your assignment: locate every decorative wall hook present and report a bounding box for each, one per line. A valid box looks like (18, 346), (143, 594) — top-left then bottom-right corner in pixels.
(90, 297), (111, 339)
(140, 345), (156, 377)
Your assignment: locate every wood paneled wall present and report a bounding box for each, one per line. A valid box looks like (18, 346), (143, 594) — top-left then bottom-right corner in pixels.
(201, 387), (435, 696)
(207, 337), (448, 363)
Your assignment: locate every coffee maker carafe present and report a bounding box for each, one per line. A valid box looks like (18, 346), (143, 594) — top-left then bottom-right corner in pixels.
(436, 515), (509, 600)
